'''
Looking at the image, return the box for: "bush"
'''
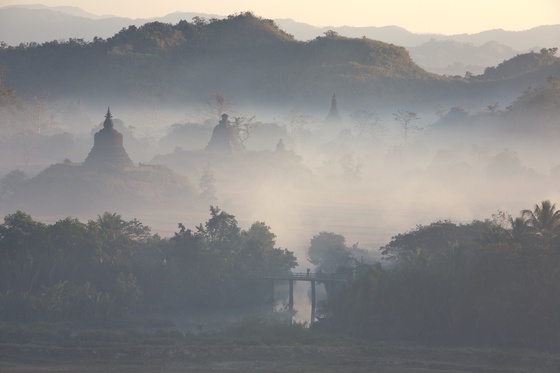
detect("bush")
[0,322,71,346]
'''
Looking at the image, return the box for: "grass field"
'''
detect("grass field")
[2,342,560,373]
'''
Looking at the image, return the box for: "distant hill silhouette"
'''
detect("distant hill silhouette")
[2,162,193,216]
[0,13,443,109]
[408,40,518,76]
[1,4,559,78]
[0,12,558,111]
[3,5,558,49]
[476,48,560,81]
[0,5,220,46]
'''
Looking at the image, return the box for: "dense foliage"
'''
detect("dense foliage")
[307,231,377,273]
[479,48,559,81]
[0,207,297,321]
[0,12,448,108]
[324,200,560,349]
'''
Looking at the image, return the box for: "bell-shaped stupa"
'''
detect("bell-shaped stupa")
[205,113,244,153]
[84,108,134,169]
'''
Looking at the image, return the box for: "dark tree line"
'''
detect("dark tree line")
[0,12,453,108]
[0,207,297,321]
[322,200,560,349]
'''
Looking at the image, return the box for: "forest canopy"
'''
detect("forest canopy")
[0,207,297,321]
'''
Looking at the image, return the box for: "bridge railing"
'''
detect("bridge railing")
[267,272,349,281]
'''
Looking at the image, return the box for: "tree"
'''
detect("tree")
[199,163,217,204]
[505,76,560,127]
[281,108,314,149]
[205,92,233,119]
[393,109,420,148]
[0,211,48,293]
[112,271,142,317]
[232,116,257,145]
[381,220,485,262]
[509,216,532,244]
[0,67,21,108]
[198,206,240,251]
[350,109,386,144]
[521,200,560,249]
[308,232,352,273]
[540,47,558,56]
[0,169,28,203]
[169,207,298,307]
[239,221,296,275]
[46,217,95,285]
[323,30,340,38]
[88,212,151,266]
[339,152,363,181]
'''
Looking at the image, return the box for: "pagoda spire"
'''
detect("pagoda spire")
[84,108,134,169]
[330,93,338,113]
[325,92,342,123]
[103,106,114,128]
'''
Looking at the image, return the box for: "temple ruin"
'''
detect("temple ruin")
[84,108,134,169]
[205,113,244,153]
[323,93,344,134]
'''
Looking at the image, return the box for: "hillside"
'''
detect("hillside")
[409,39,518,76]
[0,13,451,110]
[2,5,559,83]
[1,162,194,217]
[0,5,220,46]
[0,12,558,113]
[476,48,559,81]
[3,5,559,50]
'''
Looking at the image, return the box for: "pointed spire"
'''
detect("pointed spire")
[103,106,114,129]
[84,107,134,169]
[326,93,341,123]
[331,93,337,110]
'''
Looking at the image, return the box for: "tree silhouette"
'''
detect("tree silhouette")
[393,109,420,148]
[521,200,560,249]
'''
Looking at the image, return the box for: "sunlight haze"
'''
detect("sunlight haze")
[1,0,559,34]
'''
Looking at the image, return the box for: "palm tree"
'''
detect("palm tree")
[521,200,560,249]
[508,216,531,244]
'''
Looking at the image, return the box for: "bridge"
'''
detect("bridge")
[263,272,348,323]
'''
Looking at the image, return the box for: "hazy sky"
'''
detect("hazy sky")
[2,0,559,34]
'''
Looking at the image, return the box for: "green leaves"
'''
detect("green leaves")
[0,207,297,320]
[325,201,560,348]
[0,211,149,320]
[308,232,351,273]
[169,207,297,307]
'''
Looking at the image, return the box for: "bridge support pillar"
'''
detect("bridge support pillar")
[288,280,294,310]
[310,280,316,324]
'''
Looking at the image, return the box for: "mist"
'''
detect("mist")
[1,87,558,265]
[2,8,560,370]
[4,92,558,332]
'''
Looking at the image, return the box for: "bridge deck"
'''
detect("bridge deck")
[263,272,347,282]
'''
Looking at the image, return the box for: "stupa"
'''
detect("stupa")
[324,93,343,131]
[84,108,134,169]
[205,113,244,153]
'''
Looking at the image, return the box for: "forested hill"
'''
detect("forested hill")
[0,12,557,110]
[0,12,442,108]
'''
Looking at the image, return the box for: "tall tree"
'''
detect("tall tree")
[521,200,560,249]
[307,232,352,273]
[393,109,420,148]
[232,116,257,145]
[0,211,47,293]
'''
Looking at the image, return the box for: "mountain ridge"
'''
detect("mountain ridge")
[0,12,558,112]
[2,5,558,49]
[2,5,558,77]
